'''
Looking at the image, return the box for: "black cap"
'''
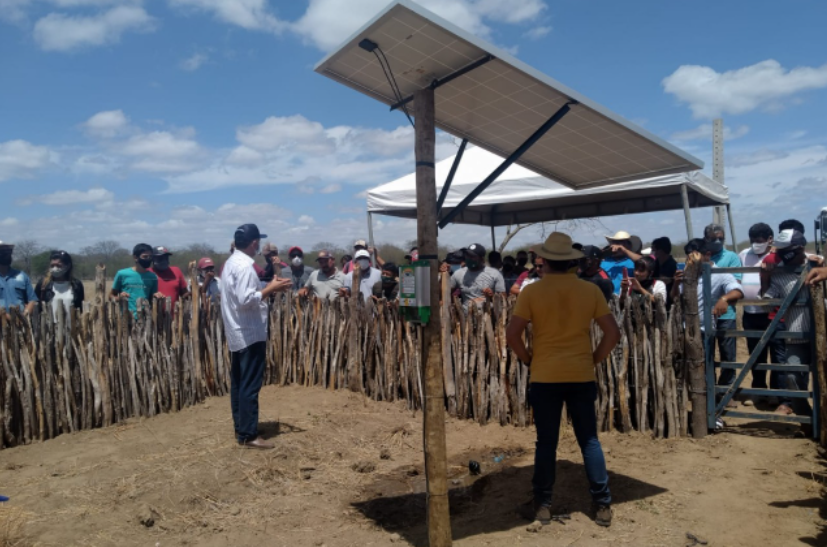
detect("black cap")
[581,245,602,259]
[235,223,267,241]
[461,243,486,258]
[445,250,464,264]
[572,242,583,251]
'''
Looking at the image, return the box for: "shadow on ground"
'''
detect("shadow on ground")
[352,447,667,546]
[723,420,809,440]
[769,447,827,547]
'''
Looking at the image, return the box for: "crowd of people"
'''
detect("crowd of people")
[2,218,827,528]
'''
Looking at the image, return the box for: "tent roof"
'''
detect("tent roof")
[315,0,703,190]
[367,146,728,227]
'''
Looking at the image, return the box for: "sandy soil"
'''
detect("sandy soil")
[0,384,824,547]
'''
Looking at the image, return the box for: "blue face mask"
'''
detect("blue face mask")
[450,264,461,273]
[707,239,724,255]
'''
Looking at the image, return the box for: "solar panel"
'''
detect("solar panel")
[315,0,703,190]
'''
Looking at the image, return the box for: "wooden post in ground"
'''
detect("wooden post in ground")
[347,265,362,392]
[810,282,827,446]
[95,264,106,305]
[682,255,707,438]
[414,87,452,546]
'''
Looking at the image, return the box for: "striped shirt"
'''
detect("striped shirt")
[220,250,268,352]
[763,262,810,345]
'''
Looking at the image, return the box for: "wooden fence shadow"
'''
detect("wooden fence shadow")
[769,449,827,547]
[352,460,668,546]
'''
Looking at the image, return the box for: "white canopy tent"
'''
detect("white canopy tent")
[367,146,733,248]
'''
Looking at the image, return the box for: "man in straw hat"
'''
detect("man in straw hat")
[506,232,621,528]
[601,230,640,295]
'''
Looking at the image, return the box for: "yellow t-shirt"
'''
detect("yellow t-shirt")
[513,273,611,383]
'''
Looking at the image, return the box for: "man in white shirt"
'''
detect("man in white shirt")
[340,249,382,302]
[738,222,783,404]
[221,224,290,449]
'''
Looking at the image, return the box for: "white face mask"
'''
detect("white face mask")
[50,265,68,277]
[751,242,769,255]
[357,258,370,270]
[291,256,303,267]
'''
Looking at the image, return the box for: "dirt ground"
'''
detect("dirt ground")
[0,384,825,547]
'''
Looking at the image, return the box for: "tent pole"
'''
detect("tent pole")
[681,184,694,241]
[491,225,496,251]
[726,203,738,253]
[367,211,376,264]
[413,86,452,547]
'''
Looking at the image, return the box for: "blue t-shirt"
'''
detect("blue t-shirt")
[0,268,38,309]
[711,250,742,321]
[112,268,158,314]
[600,257,635,294]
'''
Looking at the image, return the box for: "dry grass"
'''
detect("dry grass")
[0,506,32,547]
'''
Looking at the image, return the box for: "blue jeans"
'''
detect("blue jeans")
[230,341,266,443]
[529,382,611,507]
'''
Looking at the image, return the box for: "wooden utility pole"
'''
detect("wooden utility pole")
[682,256,707,438]
[414,87,452,546]
[810,282,827,446]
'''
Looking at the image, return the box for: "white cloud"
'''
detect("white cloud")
[225,145,264,166]
[298,215,315,225]
[83,109,129,138]
[33,5,155,51]
[524,25,551,40]
[180,52,208,71]
[671,123,749,142]
[0,0,32,23]
[0,218,19,227]
[168,0,285,33]
[319,183,341,194]
[728,149,790,168]
[119,130,204,173]
[237,115,335,154]
[0,140,53,182]
[291,0,548,51]
[21,187,114,206]
[663,59,827,119]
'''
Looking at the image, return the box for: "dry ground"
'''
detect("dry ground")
[0,384,825,547]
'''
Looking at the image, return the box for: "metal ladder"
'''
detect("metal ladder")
[703,263,819,437]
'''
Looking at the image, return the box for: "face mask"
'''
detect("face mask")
[466,259,480,270]
[137,257,153,269]
[291,256,303,267]
[751,242,769,255]
[50,266,69,277]
[410,252,419,261]
[707,239,724,255]
[153,257,170,270]
[0,254,12,267]
[780,249,799,264]
[449,264,461,273]
[381,276,394,284]
[357,258,370,270]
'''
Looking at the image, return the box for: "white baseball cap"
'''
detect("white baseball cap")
[354,249,371,259]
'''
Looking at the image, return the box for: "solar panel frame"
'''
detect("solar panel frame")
[315,0,703,190]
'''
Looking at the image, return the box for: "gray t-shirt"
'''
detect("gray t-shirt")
[304,268,346,301]
[344,267,382,302]
[287,265,315,292]
[450,266,506,307]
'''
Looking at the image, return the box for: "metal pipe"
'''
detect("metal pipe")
[681,184,694,241]
[490,225,496,251]
[726,203,738,253]
[439,100,577,229]
[437,138,467,215]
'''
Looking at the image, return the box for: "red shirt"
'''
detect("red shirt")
[150,266,188,309]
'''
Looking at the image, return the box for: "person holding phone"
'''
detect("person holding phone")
[600,231,637,295]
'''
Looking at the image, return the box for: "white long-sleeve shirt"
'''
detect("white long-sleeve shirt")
[220,250,268,352]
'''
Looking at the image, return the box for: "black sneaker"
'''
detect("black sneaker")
[595,504,612,527]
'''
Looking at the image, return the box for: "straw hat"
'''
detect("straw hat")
[535,232,584,261]
[605,230,632,243]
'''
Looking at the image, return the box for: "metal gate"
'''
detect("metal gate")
[703,263,819,437]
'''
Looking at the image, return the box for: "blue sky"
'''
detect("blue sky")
[1,0,826,255]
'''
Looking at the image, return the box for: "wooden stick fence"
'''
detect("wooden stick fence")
[0,269,690,450]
